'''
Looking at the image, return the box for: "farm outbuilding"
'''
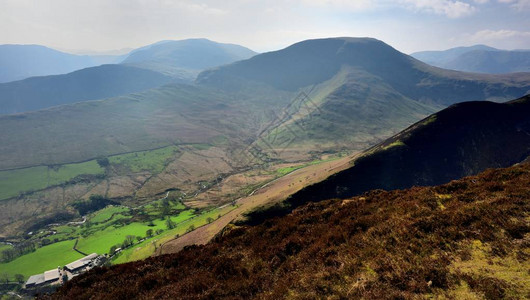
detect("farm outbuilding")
[65,253,98,273]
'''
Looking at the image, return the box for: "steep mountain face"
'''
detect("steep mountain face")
[0,45,125,83]
[0,65,174,114]
[412,45,530,74]
[121,39,257,81]
[47,160,530,299]
[285,95,530,205]
[198,38,530,106]
[196,37,530,154]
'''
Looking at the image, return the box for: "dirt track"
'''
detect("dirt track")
[156,152,359,255]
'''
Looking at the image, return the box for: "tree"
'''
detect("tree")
[165,217,176,229]
[109,245,117,255]
[122,235,135,248]
[207,217,214,224]
[1,248,17,262]
[96,157,109,168]
[0,273,9,284]
[136,236,143,242]
[186,224,195,233]
[15,274,24,283]
[146,229,153,237]
[155,229,164,235]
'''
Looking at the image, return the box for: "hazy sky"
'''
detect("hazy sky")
[1,0,529,54]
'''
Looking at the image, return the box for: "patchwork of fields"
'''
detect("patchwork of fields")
[0,200,236,280]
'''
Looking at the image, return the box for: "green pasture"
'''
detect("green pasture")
[113,205,236,264]
[89,206,129,224]
[0,160,104,201]
[108,146,179,173]
[0,240,82,280]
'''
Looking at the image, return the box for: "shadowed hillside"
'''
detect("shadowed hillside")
[281,95,530,208]
[45,159,530,299]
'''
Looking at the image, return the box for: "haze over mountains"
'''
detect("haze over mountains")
[0,65,174,114]
[122,38,257,81]
[412,45,530,74]
[0,39,257,114]
[0,45,126,83]
[1,37,529,239]
[1,33,530,299]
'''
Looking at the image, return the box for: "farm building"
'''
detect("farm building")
[65,253,98,273]
[25,268,61,288]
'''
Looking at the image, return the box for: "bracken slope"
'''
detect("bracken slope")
[46,159,530,299]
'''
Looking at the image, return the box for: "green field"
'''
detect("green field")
[0,240,82,279]
[109,146,180,173]
[89,206,130,224]
[0,160,104,200]
[76,209,195,255]
[113,205,236,264]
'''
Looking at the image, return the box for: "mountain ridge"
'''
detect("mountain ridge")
[0,44,125,83]
[412,45,530,74]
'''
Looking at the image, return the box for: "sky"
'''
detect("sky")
[1,0,530,54]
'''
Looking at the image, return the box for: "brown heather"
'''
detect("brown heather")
[44,161,530,299]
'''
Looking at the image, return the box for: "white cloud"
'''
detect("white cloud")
[471,29,530,40]
[497,0,530,10]
[401,0,477,18]
[298,0,378,11]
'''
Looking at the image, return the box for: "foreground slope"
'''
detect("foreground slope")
[0,65,174,114]
[48,159,530,299]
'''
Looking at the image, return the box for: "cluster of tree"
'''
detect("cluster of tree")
[165,217,176,229]
[72,195,118,216]
[0,273,24,284]
[1,242,35,263]
[96,157,110,168]
[25,212,75,234]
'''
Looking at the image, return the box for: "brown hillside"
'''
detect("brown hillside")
[46,160,530,299]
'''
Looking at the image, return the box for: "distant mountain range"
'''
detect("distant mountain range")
[122,38,257,81]
[0,44,126,83]
[0,39,257,114]
[1,37,529,169]
[412,45,530,73]
[1,37,529,237]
